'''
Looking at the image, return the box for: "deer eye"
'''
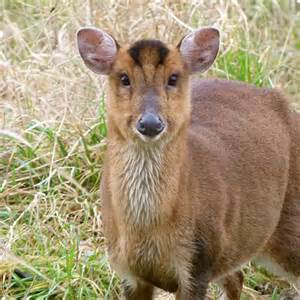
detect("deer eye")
[168,74,178,87]
[120,74,130,86]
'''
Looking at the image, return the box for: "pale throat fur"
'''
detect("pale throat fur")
[108,129,187,229]
[110,140,166,227]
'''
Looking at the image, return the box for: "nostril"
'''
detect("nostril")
[137,119,146,132]
[157,117,165,131]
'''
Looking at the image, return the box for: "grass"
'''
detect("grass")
[0,0,299,299]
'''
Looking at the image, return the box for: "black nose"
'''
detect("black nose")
[136,113,165,137]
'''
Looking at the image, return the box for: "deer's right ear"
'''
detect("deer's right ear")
[77,27,118,75]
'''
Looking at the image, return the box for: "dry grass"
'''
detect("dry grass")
[0,0,299,299]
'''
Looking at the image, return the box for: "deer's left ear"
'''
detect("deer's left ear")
[178,27,219,73]
[77,27,118,75]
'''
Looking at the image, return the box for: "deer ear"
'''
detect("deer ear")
[77,27,118,75]
[179,27,219,73]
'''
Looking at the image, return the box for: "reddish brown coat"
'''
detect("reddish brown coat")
[77,27,300,299]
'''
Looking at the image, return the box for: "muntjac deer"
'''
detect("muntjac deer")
[77,27,300,299]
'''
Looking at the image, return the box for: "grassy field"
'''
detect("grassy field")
[0,0,299,299]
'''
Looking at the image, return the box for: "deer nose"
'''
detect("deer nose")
[136,113,165,137]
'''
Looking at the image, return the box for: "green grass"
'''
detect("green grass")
[0,0,299,299]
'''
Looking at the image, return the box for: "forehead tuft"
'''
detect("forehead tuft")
[128,39,169,67]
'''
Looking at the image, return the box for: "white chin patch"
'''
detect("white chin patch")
[134,129,165,143]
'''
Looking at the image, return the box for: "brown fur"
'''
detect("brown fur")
[78,31,300,299]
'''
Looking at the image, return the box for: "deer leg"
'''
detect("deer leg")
[122,279,154,300]
[217,270,244,300]
[175,279,209,300]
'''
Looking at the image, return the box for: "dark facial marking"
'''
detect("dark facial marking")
[128,39,169,67]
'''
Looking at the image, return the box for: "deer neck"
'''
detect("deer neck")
[108,131,187,228]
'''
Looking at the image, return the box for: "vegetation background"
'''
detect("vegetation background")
[0,0,299,299]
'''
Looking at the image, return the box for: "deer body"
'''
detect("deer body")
[77,27,300,299]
